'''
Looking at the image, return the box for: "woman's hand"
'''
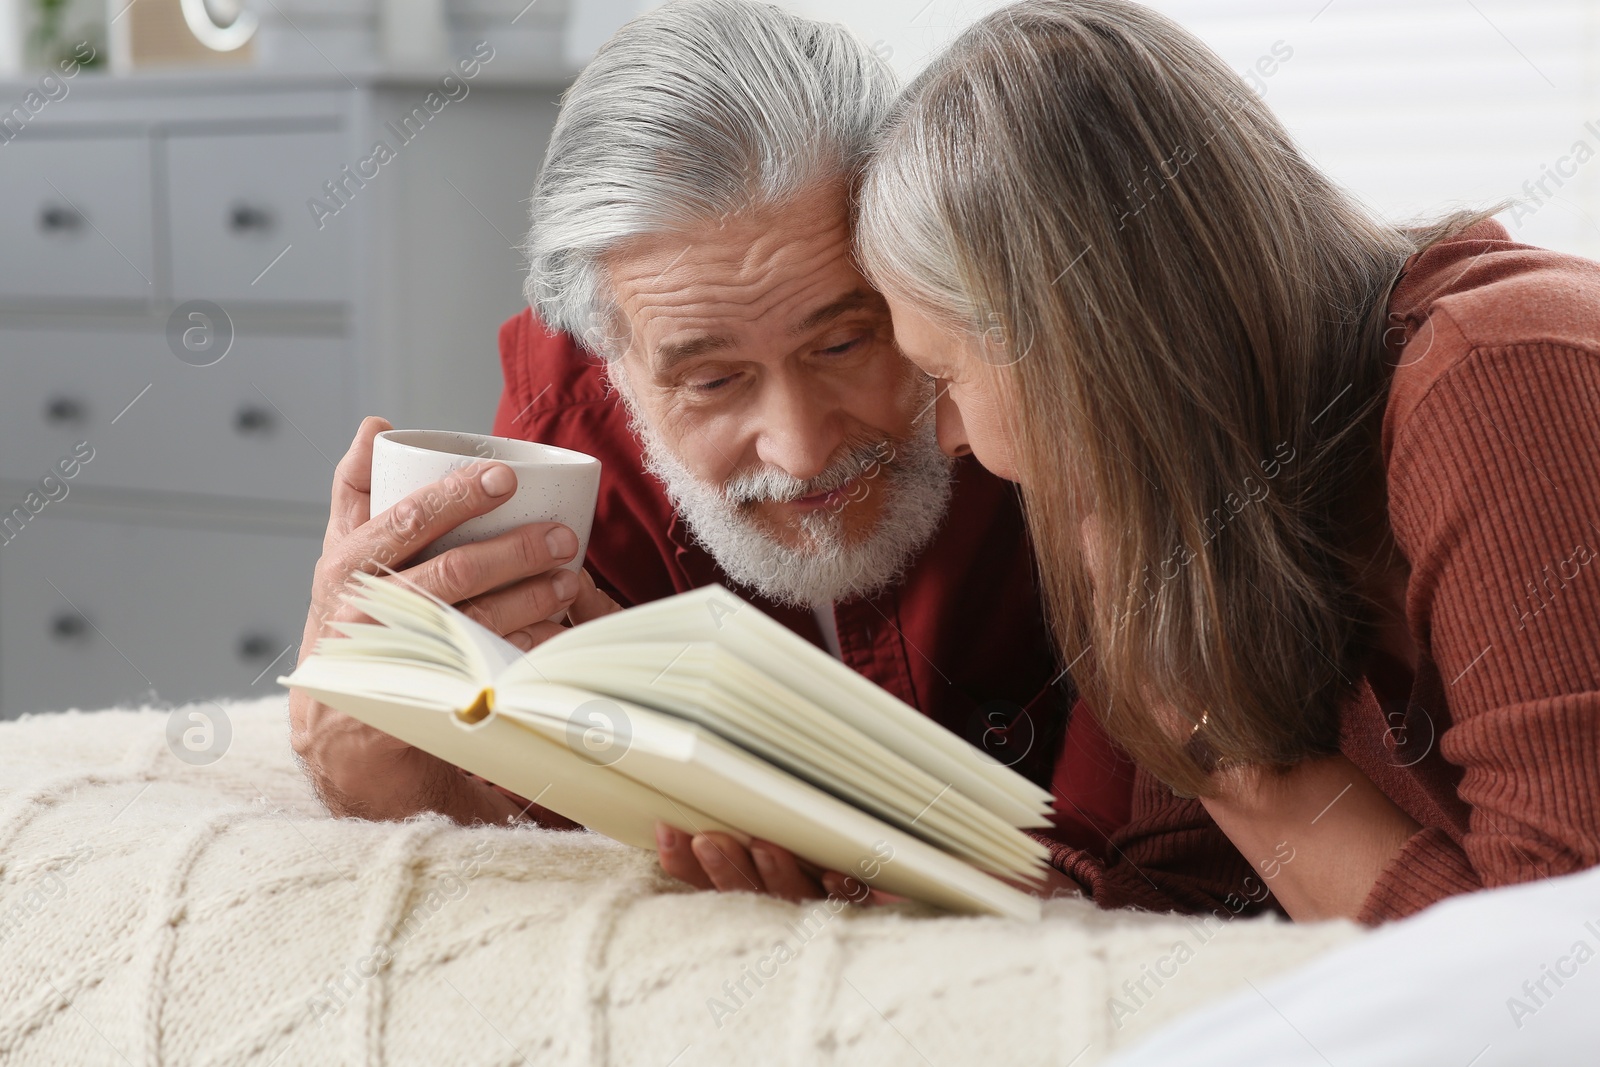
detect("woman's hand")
[289,417,618,824]
[1198,755,1421,922]
[654,822,905,905]
[1145,691,1420,922]
[1081,515,1419,921]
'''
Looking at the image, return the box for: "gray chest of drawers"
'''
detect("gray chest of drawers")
[0,69,562,717]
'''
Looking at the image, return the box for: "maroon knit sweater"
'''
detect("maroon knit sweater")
[1038,220,1600,924]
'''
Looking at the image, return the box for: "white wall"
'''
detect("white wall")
[1140,0,1600,259]
[565,0,655,65]
[779,0,1008,75]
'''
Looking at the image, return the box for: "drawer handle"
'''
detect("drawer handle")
[236,633,281,662]
[229,204,275,234]
[39,205,85,234]
[50,612,92,644]
[44,395,88,425]
[233,404,276,436]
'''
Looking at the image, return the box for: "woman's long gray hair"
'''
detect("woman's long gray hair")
[857,0,1497,794]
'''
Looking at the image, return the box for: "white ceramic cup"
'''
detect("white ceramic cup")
[368,429,602,571]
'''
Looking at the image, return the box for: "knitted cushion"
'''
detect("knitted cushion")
[0,697,1360,1066]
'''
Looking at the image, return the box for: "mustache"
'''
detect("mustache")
[721,438,897,506]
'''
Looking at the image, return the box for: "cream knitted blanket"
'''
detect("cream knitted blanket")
[0,697,1360,1066]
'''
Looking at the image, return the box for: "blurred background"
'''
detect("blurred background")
[0,0,1594,719]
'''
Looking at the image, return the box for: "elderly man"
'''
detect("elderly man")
[290,0,1131,901]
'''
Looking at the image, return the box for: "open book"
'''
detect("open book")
[281,574,1056,921]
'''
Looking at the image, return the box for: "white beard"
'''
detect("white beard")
[624,399,954,609]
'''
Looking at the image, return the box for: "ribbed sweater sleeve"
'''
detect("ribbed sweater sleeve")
[1363,337,1600,922]
[1034,768,1278,919]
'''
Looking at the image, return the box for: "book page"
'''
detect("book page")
[524,642,1051,879]
[341,571,523,679]
[291,681,738,851]
[521,586,1054,825]
[494,681,1042,921]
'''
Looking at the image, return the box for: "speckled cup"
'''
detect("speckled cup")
[369,429,601,572]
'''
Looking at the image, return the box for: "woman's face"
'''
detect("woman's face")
[884,293,1022,483]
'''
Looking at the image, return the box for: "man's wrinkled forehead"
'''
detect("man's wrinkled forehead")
[599,185,881,368]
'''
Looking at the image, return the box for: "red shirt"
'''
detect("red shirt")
[490,309,1135,852]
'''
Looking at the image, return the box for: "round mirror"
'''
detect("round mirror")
[179,0,258,52]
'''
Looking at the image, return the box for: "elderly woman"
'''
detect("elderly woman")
[855,0,1600,923]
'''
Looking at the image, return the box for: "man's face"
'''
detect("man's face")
[602,184,952,606]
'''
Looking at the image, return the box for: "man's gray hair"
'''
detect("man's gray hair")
[523,0,897,356]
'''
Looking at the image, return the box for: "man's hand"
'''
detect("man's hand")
[654,822,904,905]
[289,417,619,823]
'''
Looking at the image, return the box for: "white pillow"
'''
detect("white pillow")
[1105,864,1600,1066]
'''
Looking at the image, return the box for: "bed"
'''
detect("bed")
[0,696,1362,1065]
